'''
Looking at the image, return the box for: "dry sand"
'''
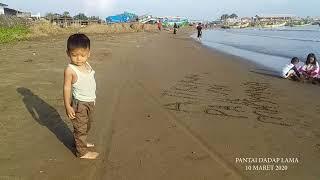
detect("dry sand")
[0,29,320,180]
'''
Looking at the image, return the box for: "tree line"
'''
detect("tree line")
[45,11,100,20]
[220,13,238,21]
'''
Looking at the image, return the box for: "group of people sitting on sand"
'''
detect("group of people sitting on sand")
[282,53,320,83]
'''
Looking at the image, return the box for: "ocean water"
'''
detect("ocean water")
[198,25,320,75]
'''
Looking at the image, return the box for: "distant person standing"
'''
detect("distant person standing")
[157,20,162,31]
[196,23,203,40]
[173,23,178,34]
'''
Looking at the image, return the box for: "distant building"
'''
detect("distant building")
[225,17,240,24]
[189,20,200,23]
[0,2,8,15]
[0,2,33,17]
[312,17,320,21]
[31,12,41,19]
[138,14,159,24]
[49,15,102,28]
[0,2,23,16]
[255,14,296,21]
[240,17,253,23]
[17,11,32,18]
[3,7,22,16]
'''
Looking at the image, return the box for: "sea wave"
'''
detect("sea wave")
[224,30,320,43]
[198,26,320,72]
[202,39,297,60]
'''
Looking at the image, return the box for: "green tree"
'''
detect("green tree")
[62,11,70,17]
[45,12,54,20]
[229,13,238,19]
[221,14,229,21]
[45,12,61,20]
[74,13,88,20]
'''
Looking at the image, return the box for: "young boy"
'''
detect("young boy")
[63,33,99,159]
[282,57,301,81]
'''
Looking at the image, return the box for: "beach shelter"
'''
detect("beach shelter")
[106,12,138,23]
[162,16,189,27]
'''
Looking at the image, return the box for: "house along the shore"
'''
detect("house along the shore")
[0,2,7,15]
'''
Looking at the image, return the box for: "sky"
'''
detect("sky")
[1,0,320,20]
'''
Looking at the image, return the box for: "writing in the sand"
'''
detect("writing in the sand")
[162,73,287,126]
[0,176,21,180]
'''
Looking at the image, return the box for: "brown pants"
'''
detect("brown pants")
[72,99,95,157]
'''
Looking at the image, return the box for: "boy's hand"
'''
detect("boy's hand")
[66,106,76,120]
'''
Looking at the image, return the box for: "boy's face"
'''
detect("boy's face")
[67,48,90,66]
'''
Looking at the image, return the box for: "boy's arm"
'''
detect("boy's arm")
[292,66,301,78]
[64,67,76,119]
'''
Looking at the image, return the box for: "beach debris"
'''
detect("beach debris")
[169,124,177,128]
[24,59,33,63]
[40,170,44,173]
[192,151,196,154]
[185,154,210,161]
[145,138,160,143]
[32,52,36,56]
[139,159,142,167]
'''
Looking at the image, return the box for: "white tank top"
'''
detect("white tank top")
[69,62,96,102]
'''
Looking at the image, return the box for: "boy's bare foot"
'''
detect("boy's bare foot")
[87,143,95,148]
[80,152,99,159]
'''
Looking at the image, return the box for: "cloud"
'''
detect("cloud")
[82,0,116,16]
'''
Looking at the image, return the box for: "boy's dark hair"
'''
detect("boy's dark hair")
[67,33,90,52]
[291,57,299,64]
[306,53,317,65]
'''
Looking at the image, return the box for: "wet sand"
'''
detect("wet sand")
[0,30,320,180]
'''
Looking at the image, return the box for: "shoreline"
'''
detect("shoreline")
[193,28,320,84]
[191,32,284,78]
[0,30,319,180]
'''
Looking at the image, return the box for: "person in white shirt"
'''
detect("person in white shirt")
[63,33,99,160]
[282,57,301,80]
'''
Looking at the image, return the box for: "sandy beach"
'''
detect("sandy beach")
[0,29,320,180]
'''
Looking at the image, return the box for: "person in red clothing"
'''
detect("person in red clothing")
[157,20,162,31]
[299,53,319,80]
